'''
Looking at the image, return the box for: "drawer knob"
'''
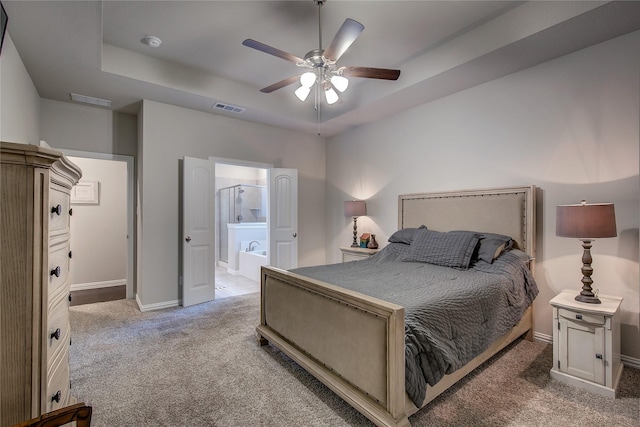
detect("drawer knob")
[596,353,603,360]
[50,328,61,340]
[69,208,73,216]
[51,390,61,403]
[50,266,61,277]
[51,204,62,216]
[575,314,582,320]
[68,251,73,259]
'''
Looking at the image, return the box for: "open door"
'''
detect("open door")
[269,168,298,270]
[182,157,216,307]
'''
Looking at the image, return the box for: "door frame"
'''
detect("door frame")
[209,157,273,266]
[60,149,135,299]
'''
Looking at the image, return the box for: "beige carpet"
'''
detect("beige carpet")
[69,293,639,426]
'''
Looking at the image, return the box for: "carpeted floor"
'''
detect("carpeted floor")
[69,293,639,426]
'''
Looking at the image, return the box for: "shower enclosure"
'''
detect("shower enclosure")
[218,184,267,263]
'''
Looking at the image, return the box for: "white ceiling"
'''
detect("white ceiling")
[4,1,640,137]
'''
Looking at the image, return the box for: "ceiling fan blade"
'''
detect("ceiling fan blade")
[323,18,364,62]
[341,66,401,81]
[260,75,300,93]
[242,39,305,64]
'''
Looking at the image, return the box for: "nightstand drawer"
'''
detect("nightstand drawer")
[558,308,605,325]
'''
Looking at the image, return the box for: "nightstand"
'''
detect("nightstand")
[550,289,623,398]
[340,246,380,262]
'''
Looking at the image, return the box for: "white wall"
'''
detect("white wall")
[326,31,640,360]
[68,157,128,289]
[139,100,326,307]
[0,34,40,144]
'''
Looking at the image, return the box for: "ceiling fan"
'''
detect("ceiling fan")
[242,0,401,105]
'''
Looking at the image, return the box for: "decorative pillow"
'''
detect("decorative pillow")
[475,233,514,263]
[388,225,426,245]
[401,228,479,269]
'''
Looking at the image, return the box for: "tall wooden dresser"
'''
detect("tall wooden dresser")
[1,141,82,425]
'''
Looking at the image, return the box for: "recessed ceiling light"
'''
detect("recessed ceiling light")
[70,93,112,108]
[142,35,162,48]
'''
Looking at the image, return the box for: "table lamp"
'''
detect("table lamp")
[556,201,617,304]
[344,200,366,247]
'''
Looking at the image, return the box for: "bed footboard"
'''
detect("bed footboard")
[257,266,410,427]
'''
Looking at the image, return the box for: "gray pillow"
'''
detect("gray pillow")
[401,228,479,269]
[475,233,514,263]
[388,225,426,244]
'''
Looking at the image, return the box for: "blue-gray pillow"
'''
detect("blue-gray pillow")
[475,233,514,263]
[401,228,479,269]
[388,225,426,244]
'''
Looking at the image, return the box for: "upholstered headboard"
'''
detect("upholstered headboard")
[398,186,536,260]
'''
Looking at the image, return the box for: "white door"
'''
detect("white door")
[182,157,216,307]
[269,168,298,270]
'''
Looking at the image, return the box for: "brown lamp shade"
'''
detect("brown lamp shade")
[344,200,366,217]
[556,203,617,239]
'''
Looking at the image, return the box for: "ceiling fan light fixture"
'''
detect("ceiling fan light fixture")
[330,75,349,92]
[324,87,339,105]
[295,86,311,101]
[300,72,316,88]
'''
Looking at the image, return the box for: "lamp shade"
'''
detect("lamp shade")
[556,202,617,239]
[344,200,366,217]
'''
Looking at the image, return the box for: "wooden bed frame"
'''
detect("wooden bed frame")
[257,186,536,427]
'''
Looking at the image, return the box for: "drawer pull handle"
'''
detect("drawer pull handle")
[50,266,61,277]
[575,314,582,320]
[69,208,73,216]
[50,328,61,340]
[68,251,72,259]
[69,294,72,302]
[596,353,603,360]
[51,205,62,216]
[51,390,61,403]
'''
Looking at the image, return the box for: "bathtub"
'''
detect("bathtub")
[238,249,267,282]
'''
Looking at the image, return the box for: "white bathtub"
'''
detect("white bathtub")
[239,249,267,282]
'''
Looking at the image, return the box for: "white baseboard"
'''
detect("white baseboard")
[621,354,640,370]
[71,279,126,291]
[135,294,180,312]
[532,331,640,370]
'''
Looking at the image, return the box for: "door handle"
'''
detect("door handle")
[185,236,192,242]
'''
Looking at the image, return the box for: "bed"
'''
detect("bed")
[257,186,537,427]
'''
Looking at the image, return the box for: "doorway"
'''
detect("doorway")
[62,150,135,304]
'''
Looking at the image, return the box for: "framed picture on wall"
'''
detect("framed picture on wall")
[71,181,99,204]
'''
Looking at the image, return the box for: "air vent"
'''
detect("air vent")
[70,93,112,108]
[213,102,245,114]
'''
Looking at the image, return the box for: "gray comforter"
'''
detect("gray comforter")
[291,243,538,406]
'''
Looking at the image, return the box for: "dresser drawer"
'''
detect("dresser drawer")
[47,290,70,366]
[49,184,71,237]
[48,240,70,298]
[558,308,605,325]
[46,349,71,413]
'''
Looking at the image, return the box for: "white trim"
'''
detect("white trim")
[71,279,126,291]
[621,355,640,370]
[61,149,135,300]
[534,331,552,344]
[136,294,180,312]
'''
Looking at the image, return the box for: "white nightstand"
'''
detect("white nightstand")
[550,289,623,398]
[340,246,380,262]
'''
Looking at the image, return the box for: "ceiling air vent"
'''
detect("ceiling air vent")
[213,102,245,114]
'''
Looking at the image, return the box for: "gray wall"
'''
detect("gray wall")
[138,100,326,307]
[0,34,40,144]
[326,31,640,361]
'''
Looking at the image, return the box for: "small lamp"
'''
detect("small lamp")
[556,201,617,304]
[344,200,366,247]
